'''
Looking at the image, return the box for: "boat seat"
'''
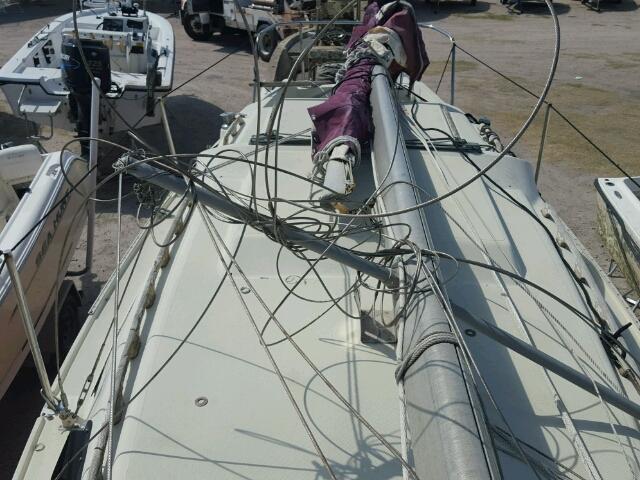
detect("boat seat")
[16,69,64,117]
[19,97,62,116]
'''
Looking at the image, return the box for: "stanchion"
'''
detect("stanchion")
[535,102,552,184]
[86,78,100,274]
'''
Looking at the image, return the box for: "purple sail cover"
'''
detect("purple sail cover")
[346,1,381,50]
[309,59,377,156]
[309,0,429,158]
[347,0,429,83]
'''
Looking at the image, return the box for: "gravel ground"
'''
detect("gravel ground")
[0,0,638,476]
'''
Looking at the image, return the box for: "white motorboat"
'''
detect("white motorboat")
[0,1,175,137]
[0,144,90,400]
[596,176,640,298]
[11,2,640,479]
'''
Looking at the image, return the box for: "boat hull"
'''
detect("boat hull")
[596,177,640,295]
[0,150,89,399]
[0,8,175,134]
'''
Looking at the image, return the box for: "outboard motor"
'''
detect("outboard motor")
[146,51,161,117]
[61,37,111,155]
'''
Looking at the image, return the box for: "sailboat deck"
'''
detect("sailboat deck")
[14,82,640,479]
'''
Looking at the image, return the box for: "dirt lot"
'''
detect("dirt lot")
[0,0,638,476]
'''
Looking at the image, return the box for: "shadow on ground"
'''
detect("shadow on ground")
[163,94,224,152]
[413,0,573,19]
[97,94,223,161]
[189,29,253,55]
[0,111,37,145]
[582,0,639,11]
[415,0,491,20]
[0,0,70,25]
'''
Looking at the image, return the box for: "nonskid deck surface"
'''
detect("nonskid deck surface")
[15,147,405,478]
[107,147,403,479]
[13,82,640,479]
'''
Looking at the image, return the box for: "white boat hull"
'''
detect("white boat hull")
[0,8,175,134]
[596,176,640,294]
[0,148,90,399]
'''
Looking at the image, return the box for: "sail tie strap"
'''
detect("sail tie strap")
[395,331,458,383]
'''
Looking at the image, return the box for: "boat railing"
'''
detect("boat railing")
[253,19,358,99]
[254,20,458,104]
[254,19,360,52]
[419,24,456,105]
[256,18,630,192]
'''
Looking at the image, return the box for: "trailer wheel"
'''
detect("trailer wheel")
[257,24,277,62]
[183,13,213,41]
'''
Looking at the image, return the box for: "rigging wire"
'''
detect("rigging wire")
[106,172,123,480]
[199,198,420,479]
[411,109,637,468]
[48,12,396,474]
[49,144,393,476]
[108,138,423,474]
[260,0,360,245]
[61,0,558,467]
[232,0,263,216]
[258,0,560,222]
[29,0,639,477]
[405,117,640,371]
[53,210,250,480]
[435,44,452,94]
[162,47,245,98]
[255,68,410,339]
[199,205,339,480]
[382,105,639,473]
[416,253,546,479]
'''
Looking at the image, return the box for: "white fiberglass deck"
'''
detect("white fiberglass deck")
[14,81,640,479]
